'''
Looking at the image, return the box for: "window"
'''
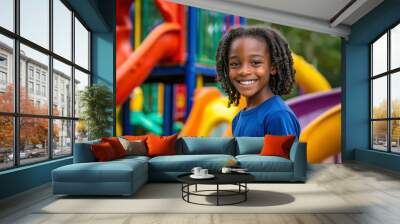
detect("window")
[42,85,46,97]
[28,81,34,94]
[75,17,89,70]
[371,23,400,154]
[28,67,34,80]
[53,0,72,60]
[35,70,40,81]
[0,0,14,32]
[36,83,40,95]
[0,54,7,86]
[0,55,7,67]
[0,71,6,85]
[41,73,46,82]
[20,0,49,49]
[0,0,91,170]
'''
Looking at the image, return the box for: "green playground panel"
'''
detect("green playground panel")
[197,9,224,66]
[141,0,163,41]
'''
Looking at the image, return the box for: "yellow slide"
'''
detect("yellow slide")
[300,105,341,163]
[179,88,245,136]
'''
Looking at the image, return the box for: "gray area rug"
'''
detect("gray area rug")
[38,183,362,214]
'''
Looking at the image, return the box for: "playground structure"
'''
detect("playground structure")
[116,0,342,163]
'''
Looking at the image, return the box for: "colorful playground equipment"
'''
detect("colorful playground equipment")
[116,0,342,163]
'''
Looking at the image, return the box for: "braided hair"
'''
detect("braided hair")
[216,26,295,107]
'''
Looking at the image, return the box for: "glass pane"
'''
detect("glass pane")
[74,69,89,118]
[391,120,400,153]
[372,33,387,76]
[53,0,72,60]
[75,120,88,143]
[0,116,14,170]
[53,59,72,116]
[20,0,49,49]
[53,119,72,157]
[0,0,14,31]
[372,121,388,151]
[391,72,400,118]
[0,35,14,112]
[372,77,387,119]
[74,17,89,70]
[20,44,49,115]
[20,117,49,165]
[391,24,400,70]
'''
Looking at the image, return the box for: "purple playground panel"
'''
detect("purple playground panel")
[286,88,341,129]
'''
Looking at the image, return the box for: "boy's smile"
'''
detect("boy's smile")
[228,37,275,108]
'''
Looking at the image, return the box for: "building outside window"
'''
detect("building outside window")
[370,22,400,154]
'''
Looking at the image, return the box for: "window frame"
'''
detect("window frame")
[0,0,92,171]
[370,20,400,154]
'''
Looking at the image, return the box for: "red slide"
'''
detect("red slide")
[116,0,184,106]
[116,24,180,105]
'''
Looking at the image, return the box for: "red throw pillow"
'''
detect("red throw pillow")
[146,134,178,157]
[260,135,296,159]
[101,137,127,158]
[91,142,117,161]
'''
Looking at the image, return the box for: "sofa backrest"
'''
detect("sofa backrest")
[73,139,100,163]
[176,137,236,155]
[235,137,264,155]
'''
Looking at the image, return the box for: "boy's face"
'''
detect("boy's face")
[228,37,275,99]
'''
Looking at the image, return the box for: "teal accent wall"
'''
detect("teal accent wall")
[92,32,115,135]
[0,0,115,200]
[343,0,400,171]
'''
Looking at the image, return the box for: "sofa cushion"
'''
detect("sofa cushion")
[236,155,293,172]
[177,137,235,155]
[52,159,147,183]
[115,155,150,164]
[148,154,235,172]
[235,137,264,155]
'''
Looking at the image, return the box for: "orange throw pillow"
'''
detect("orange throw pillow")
[260,135,296,159]
[146,134,178,157]
[101,137,127,158]
[91,142,117,161]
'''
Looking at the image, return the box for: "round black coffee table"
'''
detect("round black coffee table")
[177,173,255,206]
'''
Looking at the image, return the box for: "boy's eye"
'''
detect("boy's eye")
[229,62,239,68]
[251,61,262,66]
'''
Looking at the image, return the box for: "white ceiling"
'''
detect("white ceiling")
[168,0,384,38]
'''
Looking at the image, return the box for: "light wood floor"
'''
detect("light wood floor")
[1,162,400,224]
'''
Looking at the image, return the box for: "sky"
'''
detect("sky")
[0,0,89,73]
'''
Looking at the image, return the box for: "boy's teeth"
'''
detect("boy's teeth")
[239,80,256,85]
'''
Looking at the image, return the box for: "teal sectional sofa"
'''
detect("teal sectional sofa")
[52,137,307,196]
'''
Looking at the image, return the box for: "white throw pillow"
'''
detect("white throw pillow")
[118,137,147,156]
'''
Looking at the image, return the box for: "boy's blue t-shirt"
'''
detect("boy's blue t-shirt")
[232,96,301,139]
